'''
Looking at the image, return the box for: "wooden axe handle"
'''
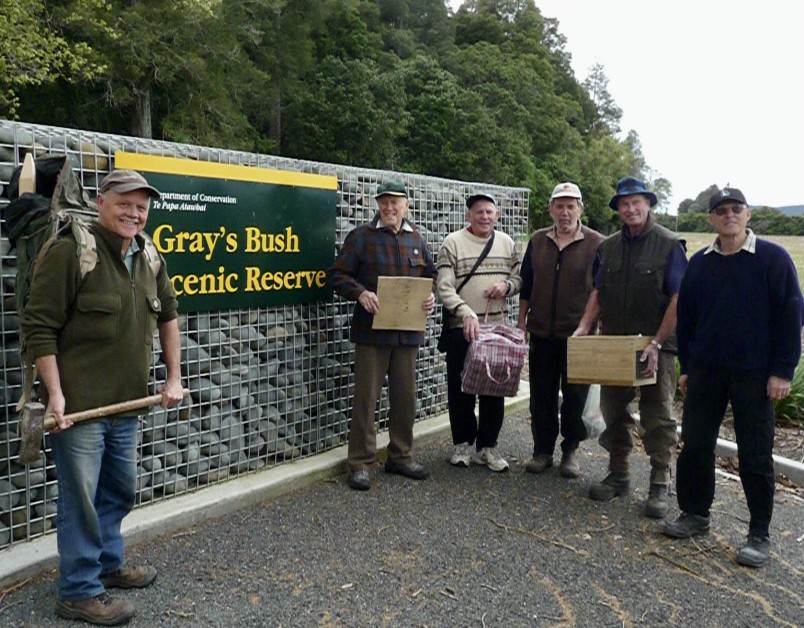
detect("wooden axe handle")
[43,389,191,430]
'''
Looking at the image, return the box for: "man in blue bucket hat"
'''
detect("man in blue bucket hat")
[574,177,688,519]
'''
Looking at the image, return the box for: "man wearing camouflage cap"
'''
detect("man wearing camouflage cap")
[23,169,184,625]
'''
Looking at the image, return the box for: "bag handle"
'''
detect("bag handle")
[484,360,512,384]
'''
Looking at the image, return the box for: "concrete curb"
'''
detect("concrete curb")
[4,385,800,589]
[0,386,530,588]
[715,435,804,485]
[635,416,804,485]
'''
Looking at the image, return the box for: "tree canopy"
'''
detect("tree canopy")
[4,0,670,232]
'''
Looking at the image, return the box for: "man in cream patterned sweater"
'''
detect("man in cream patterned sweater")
[437,193,522,471]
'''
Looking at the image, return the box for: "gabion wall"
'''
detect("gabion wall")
[0,120,529,550]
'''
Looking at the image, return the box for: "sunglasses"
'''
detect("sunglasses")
[711,203,747,216]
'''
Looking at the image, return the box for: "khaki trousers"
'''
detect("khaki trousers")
[599,351,678,484]
[348,344,418,471]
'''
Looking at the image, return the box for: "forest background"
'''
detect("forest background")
[1,0,801,234]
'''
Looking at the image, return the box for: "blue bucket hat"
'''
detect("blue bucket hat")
[608,177,657,210]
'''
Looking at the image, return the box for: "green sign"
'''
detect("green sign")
[115,152,337,313]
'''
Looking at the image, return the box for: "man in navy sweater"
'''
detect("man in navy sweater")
[662,187,804,568]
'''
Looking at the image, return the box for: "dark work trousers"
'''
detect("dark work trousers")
[528,335,589,457]
[444,327,504,449]
[676,360,776,536]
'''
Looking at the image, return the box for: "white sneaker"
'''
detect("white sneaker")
[471,447,509,472]
[449,443,472,467]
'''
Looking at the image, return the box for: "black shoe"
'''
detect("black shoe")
[384,459,429,480]
[736,532,770,568]
[348,469,370,491]
[662,512,711,538]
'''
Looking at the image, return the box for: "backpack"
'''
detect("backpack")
[3,153,162,410]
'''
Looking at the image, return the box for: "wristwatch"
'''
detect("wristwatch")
[650,339,662,350]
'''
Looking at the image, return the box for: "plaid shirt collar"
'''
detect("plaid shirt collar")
[704,228,756,255]
[369,213,414,233]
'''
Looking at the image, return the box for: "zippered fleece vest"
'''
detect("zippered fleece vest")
[597,214,679,352]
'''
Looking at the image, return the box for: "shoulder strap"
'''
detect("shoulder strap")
[456,229,495,294]
[140,232,163,277]
[70,217,98,279]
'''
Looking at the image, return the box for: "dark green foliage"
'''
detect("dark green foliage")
[9,0,654,217]
[774,361,804,427]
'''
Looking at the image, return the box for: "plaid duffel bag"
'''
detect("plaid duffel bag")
[461,324,527,397]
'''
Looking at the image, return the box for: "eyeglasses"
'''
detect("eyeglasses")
[712,203,747,216]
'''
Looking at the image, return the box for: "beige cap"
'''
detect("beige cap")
[550,182,582,200]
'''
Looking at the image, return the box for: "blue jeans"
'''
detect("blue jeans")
[51,417,138,600]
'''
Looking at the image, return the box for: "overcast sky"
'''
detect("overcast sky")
[448,1,804,212]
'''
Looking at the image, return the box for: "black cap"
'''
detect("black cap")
[466,193,497,209]
[709,187,747,211]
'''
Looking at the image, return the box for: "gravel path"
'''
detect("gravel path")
[2,408,802,627]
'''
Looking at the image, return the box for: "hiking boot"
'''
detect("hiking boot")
[100,564,157,589]
[588,472,630,501]
[524,454,553,474]
[471,447,509,472]
[662,512,711,538]
[449,443,472,468]
[55,593,135,626]
[559,449,580,478]
[737,532,771,568]
[348,469,370,491]
[645,484,669,519]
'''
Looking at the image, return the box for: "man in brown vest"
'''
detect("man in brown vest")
[517,182,603,478]
[574,177,688,518]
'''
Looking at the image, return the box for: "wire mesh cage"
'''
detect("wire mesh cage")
[0,120,529,549]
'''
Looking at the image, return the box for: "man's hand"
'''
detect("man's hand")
[358,290,380,314]
[678,374,688,396]
[47,392,70,433]
[639,344,660,376]
[484,281,508,300]
[421,292,435,313]
[572,324,590,337]
[767,375,791,401]
[463,315,480,342]
[158,379,185,409]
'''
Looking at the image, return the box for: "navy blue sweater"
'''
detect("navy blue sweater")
[677,238,804,380]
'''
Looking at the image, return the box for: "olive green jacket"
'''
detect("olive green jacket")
[22,221,177,414]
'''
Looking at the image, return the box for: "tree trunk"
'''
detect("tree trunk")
[133,88,153,138]
[269,86,282,151]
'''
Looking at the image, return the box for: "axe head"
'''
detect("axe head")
[18,401,46,465]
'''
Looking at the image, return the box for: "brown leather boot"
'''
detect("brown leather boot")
[55,593,135,626]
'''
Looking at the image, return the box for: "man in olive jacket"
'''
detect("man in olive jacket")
[23,170,184,626]
[574,177,687,519]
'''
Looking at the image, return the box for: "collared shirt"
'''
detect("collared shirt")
[545,221,584,247]
[704,228,757,256]
[123,237,141,275]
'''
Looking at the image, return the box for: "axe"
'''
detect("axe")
[17,390,191,465]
